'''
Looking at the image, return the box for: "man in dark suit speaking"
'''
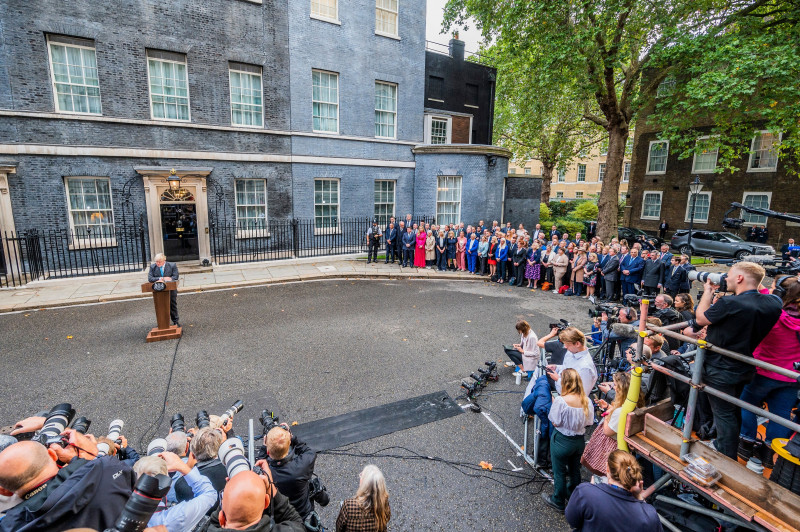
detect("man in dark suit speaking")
[148,253,180,327]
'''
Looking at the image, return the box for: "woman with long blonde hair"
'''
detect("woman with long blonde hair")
[336,464,391,531]
[544,368,594,513]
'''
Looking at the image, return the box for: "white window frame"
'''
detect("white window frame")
[575,191,584,199]
[436,175,462,226]
[657,77,676,98]
[598,163,606,182]
[524,168,531,175]
[314,178,340,234]
[691,136,719,173]
[557,168,566,182]
[684,191,712,224]
[373,180,396,225]
[64,177,116,249]
[375,0,399,39]
[640,191,663,220]
[577,164,586,182]
[623,162,631,182]
[741,191,772,227]
[374,81,397,139]
[424,114,451,144]
[310,0,340,24]
[46,37,102,116]
[646,140,669,175]
[147,54,190,122]
[747,131,781,172]
[312,70,339,134]
[234,179,269,238]
[229,67,264,128]
[555,191,564,198]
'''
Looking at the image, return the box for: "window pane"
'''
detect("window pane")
[642,193,662,219]
[66,178,115,235]
[312,71,338,132]
[311,0,337,18]
[314,179,339,229]
[436,176,462,226]
[376,0,398,35]
[749,133,779,170]
[577,165,586,182]
[49,43,102,115]
[230,70,263,127]
[431,118,447,144]
[648,142,668,172]
[373,180,395,225]
[742,194,770,225]
[149,58,190,121]
[375,82,397,138]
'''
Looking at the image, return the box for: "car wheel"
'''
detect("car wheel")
[735,250,751,260]
[679,245,693,256]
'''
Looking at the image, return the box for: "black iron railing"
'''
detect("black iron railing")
[0,224,148,288]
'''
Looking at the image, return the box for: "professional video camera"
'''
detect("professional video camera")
[477,361,499,382]
[97,419,124,457]
[460,379,481,398]
[688,271,728,292]
[103,473,172,532]
[548,318,571,331]
[308,475,331,507]
[33,403,76,446]
[766,260,800,278]
[588,303,622,319]
[623,293,656,312]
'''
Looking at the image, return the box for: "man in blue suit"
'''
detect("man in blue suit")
[401,226,415,267]
[620,248,644,296]
[384,222,397,264]
[663,255,688,297]
[148,253,180,326]
[658,243,673,267]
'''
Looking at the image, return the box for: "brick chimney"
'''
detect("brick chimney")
[449,35,465,61]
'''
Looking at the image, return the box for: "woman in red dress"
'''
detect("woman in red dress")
[414,228,427,268]
[487,235,498,278]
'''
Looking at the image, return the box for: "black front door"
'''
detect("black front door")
[160,204,199,262]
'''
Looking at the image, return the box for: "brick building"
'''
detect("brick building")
[625,92,796,248]
[0,0,508,276]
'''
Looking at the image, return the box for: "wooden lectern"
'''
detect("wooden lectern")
[141,281,182,342]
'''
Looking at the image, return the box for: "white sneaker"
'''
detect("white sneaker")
[552,290,559,294]
[504,361,516,367]
[512,371,523,377]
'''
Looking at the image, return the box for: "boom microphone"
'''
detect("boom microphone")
[610,323,639,339]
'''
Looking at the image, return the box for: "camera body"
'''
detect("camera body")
[34,403,76,446]
[106,473,172,532]
[260,409,280,435]
[308,476,330,507]
[548,319,571,331]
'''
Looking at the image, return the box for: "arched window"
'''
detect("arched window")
[160,188,194,202]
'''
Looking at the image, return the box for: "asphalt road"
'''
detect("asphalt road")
[0,278,597,531]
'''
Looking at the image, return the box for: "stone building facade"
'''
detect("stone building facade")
[0,0,508,275]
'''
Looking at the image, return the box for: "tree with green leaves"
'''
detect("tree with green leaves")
[444,0,800,241]
[479,41,603,202]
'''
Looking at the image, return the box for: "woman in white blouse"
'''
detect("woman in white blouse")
[543,368,595,513]
[503,320,541,380]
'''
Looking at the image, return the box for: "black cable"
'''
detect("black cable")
[138,335,183,449]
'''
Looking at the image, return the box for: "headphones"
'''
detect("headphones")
[772,275,796,300]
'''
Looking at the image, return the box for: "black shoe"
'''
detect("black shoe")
[737,437,755,462]
[173,321,181,328]
[541,492,564,513]
[384,261,388,264]
[757,439,775,469]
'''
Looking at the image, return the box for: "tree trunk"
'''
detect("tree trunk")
[541,164,554,203]
[597,123,628,242]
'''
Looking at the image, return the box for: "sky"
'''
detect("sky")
[426,0,484,52]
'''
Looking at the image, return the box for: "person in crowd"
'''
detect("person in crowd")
[757,225,769,244]
[587,221,597,239]
[504,320,541,381]
[531,223,544,242]
[781,237,798,263]
[0,431,135,532]
[601,307,639,357]
[134,452,216,532]
[679,254,695,292]
[694,261,783,459]
[175,427,228,502]
[446,230,458,271]
[488,236,498,278]
[383,222,396,264]
[641,250,664,297]
[206,469,304,531]
[566,450,663,532]
[365,220,382,264]
[335,465,391,532]
[540,327,598,396]
[746,225,758,242]
[674,293,695,321]
[658,243,673,266]
[552,247,569,293]
[583,252,599,303]
[542,368,594,513]
[570,248,587,297]
[512,237,528,286]
[400,226,415,268]
[435,230,447,271]
[466,232,479,274]
[505,236,517,282]
[543,244,555,286]
[550,225,562,240]
[477,235,489,276]
[601,247,620,301]
[658,220,669,240]
[738,276,800,466]
[496,238,509,283]
[620,248,644,297]
[663,256,688,298]
[454,230,466,271]
[425,230,436,268]
[394,221,405,260]
[414,227,427,268]
[148,252,180,327]
[525,242,542,289]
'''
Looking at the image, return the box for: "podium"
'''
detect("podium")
[141,281,182,342]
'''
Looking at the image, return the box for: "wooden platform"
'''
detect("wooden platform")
[145,324,182,342]
[624,404,800,532]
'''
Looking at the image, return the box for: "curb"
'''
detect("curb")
[1,269,490,313]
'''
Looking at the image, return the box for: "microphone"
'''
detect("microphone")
[611,323,639,339]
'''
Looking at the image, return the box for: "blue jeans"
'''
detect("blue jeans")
[467,253,477,272]
[739,373,800,444]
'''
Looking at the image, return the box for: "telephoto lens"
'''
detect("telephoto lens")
[34,403,76,445]
[72,416,92,435]
[196,410,210,429]
[219,400,244,426]
[688,271,729,292]
[260,409,280,435]
[147,438,168,456]
[107,473,172,532]
[170,413,185,434]
[218,438,251,478]
[97,419,124,457]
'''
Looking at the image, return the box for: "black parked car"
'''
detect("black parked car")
[671,230,775,259]
[617,227,663,248]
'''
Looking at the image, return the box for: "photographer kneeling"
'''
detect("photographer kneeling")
[693,262,783,459]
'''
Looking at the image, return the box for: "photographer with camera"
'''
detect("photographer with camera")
[133,451,217,531]
[693,261,783,459]
[174,427,228,503]
[601,307,639,358]
[539,327,597,397]
[255,422,322,530]
[0,428,135,532]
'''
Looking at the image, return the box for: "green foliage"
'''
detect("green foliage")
[553,218,585,236]
[548,200,578,218]
[572,201,599,221]
[539,202,551,222]
[618,198,628,225]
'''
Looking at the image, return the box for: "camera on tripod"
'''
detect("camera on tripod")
[588,303,620,319]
